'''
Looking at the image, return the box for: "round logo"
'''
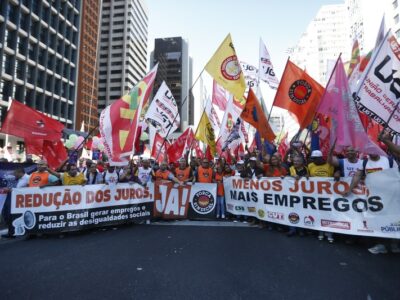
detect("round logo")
[288,80,312,105]
[258,209,265,218]
[221,56,241,80]
[289,212,300,224]
[32,175,42,185]
[191,190,215,215]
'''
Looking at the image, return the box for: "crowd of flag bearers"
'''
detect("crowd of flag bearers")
[1,22,400,255]
[2,131,399,254]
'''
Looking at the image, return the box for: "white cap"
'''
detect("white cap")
[249,157,257,161]
[237,160,244,164]
[310,150,323,158]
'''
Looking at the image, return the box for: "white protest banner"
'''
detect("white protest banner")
[224,169,400,238]
[355,31,400,134]
[145,81,180,137]
[11,183,153,235]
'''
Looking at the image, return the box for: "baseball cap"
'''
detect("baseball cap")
[249,157,257,161]
[237,160,244,164]
[310,150,323,158]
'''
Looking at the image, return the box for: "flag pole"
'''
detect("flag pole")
[155,68,205,162]
[268,56,289,121]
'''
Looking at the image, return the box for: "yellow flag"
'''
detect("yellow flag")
[195,112,216,155]
[205,34,246,99]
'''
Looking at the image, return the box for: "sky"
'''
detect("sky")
[145,0,343,125]
[146,0,342,76]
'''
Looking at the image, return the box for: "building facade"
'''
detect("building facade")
[0,0,82,145]
[346,0,386,53]
[150,37,194,133]
[75,0,100,132]
[291,4,350,86]
[97,0,148,113]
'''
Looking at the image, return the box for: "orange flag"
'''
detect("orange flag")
[273,60,324,129]
[241,88,276,142]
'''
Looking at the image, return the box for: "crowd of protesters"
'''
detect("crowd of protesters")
[1,131,399,254]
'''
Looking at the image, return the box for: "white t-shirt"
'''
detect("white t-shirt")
[364,156,392,174]
[103,171,119,184]
[137,167,152,185]
[339,158,363,177]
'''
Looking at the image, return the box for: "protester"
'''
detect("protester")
[289,155,309,180]
[196,158,214,183]
[28,160,60,187]
[154,161,182,184]
[175,158,193,183]
[234,160,245,176]
[136,158,154,186]
[241,157,263,179]
[86,164,103,185]
[344,149,399,254]
[103,164,119,185]
[308,150,335,243]
[55,163,86,186]
[213,164,226,219]
[1,168,30,238]
[264,153,287,177]
[119,165,138,183]
[328,145,362,178]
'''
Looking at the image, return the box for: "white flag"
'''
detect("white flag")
[354,30,400,134]
[240,61,259,92]
[259,38,279,89]
[145,81,180,138]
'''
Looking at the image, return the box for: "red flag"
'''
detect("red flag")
[274,60,324,129]
[205,145,214,161]
[167,128,192,162]
[0,100,64,140]
[313,113,331,157]
[151,132,170,163]
[212,80,228,111]
[25,138,44,156]
[241,89,276,142]
[192,140,203,158]
[43,140,68,169]
[100,65,158,161]
[277,133,288,157]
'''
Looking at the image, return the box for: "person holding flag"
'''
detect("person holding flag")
[154,161,182,185]
[28,160,60,188]
[175,158,193,183]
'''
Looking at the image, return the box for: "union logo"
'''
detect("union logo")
[221,55,241,81]
[288,80,312,105]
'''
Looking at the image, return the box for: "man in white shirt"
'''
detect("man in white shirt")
[136,158,154,186]
[328,146,363,178]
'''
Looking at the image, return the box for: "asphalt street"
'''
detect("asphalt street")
[0,222,399,300]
